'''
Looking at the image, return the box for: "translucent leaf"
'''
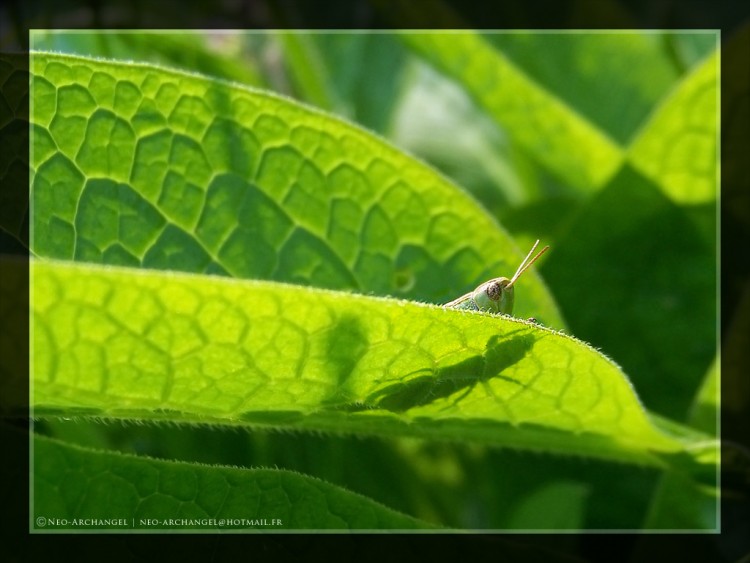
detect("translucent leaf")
[29,51,563,325]
[33,259,710,473]
[628,49,718,203]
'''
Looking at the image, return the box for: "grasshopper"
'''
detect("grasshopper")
[444,240,549,316]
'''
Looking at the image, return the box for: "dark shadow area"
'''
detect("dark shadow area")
[320,314,369,403]
[542,164,715,422]
[366,329,533,413]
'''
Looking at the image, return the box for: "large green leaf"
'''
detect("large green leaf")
[33,259,712,473]
[32,433,432,530]
[29,51,562,325]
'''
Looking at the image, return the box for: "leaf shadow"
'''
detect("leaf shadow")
[319,313,369,405]
[366,328,534,413]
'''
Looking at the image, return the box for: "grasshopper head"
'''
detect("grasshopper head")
[445,240,549,316]
[473,241,549,315]
[473,277,514,314]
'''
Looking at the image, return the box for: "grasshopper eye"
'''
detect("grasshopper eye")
[486,281,502,301]
[486,279,510,301]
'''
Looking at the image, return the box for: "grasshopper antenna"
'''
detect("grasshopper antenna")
[508,240,549,288]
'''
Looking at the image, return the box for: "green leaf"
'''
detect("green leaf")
[29,51,562,326]
[400,32,718,209]
[32,433,432,530]
[687,356,719,436]
[38,419,470,527]
[483,32,687,145]
[33,259,709,471]
[628,49,718,203]
[505,481,588,530]
[640,359,720,530]
[640,467,718,530]
[308,33,408,134]
[276,31,339,111]
[400,31,624,192]
[390,60,542,212]
[541,166,715,421]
